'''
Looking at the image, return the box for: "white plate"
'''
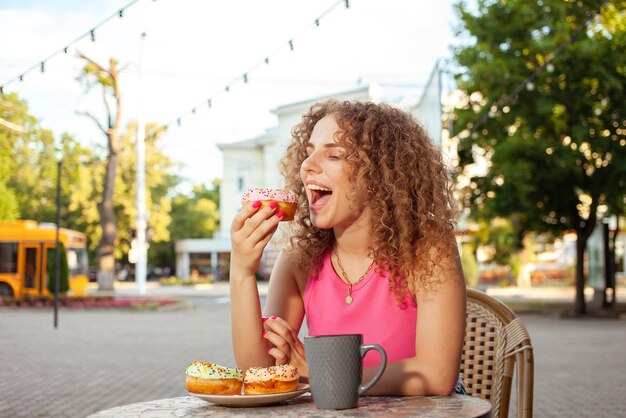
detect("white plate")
[189,383,310,407]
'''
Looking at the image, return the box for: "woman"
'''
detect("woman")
[229,100,466,395]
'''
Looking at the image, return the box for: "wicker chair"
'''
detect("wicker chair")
[461,288,534,418]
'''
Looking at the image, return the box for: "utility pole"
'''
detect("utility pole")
[54,155,62,328]
[135,32,148,295]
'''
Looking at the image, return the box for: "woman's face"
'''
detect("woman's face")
[300,114,368,230]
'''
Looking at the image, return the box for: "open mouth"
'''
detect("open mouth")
[308,184,332,205]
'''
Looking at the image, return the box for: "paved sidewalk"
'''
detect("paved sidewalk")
[94,280,626,303]
[1,284,625,417]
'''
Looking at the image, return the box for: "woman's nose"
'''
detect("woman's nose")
[301,153,320,173]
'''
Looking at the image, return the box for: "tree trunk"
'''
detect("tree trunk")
[97,152,118,291]
[77,54,122,292]
[605,217,619,307]
[573,206,598,316]
[574,233,587,316]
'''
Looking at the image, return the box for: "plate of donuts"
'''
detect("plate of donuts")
[189,383,310,407]
[185,362,309,407]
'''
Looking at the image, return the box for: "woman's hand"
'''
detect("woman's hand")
[263,316,309,380]
[230,201,282,278]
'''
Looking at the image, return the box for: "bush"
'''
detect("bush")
[159,275,214,286]
[461,243,479,288]
[0,294,179,309]
[47,242,69,294]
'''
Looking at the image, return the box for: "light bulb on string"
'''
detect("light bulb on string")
[56,0,353,139]
[526,82,535,91]
[40,62,45,73]
[546,62,555,73]
[0,0,161,90]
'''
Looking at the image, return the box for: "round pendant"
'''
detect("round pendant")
[345,295,353,304]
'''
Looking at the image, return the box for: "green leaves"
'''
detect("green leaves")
[453,0,626,238]
[2,89,218,271]
[47,243,69,294]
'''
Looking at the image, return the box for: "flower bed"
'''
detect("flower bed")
[159,276,215,286]
[0,294,180,310]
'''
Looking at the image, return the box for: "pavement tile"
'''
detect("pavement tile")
[2,284,625,417]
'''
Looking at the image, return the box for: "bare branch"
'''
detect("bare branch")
[77,110,107,135]
[102,87,112,128]
[110,58,122,134]
[76,50,107,73]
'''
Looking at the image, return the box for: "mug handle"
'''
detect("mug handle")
[358,344,387,395]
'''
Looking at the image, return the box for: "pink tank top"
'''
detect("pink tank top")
[304,251,417,367]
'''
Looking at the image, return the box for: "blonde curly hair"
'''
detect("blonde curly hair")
[281,100,459,300]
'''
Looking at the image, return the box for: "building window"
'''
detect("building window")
[190,252,213,277]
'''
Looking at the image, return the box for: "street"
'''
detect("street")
[1,287,625,417]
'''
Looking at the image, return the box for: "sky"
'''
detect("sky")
[0,0,460,192]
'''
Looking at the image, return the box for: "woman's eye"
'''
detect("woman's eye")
[329,155,340,160]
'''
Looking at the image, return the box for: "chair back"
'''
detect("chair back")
[461,288,534,418]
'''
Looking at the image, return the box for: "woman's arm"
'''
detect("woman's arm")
[229,202,283,370]
[364,243,466,396]
[261,250,308,375]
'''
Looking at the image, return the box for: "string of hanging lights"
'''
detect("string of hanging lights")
[1,0,350,133]
[165,0,350,130]
[0,0,148,95]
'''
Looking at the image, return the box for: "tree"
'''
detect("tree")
[58,133,102,266]
[1,92,55,221]
[150,182,221,271]
[2,90,184,270]
[453,0,626,315]
[47,243,69,294]
[1,93,100,257]
[113,121,178,260]
[0,94,24,220]
[77,54,123,290]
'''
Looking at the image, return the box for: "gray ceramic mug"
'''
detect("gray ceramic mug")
[304,334,387,409]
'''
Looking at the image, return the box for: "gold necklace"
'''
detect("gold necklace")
[333,247,375,305]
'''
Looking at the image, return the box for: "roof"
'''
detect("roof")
[217,129,275,151]
[271,84,373,117]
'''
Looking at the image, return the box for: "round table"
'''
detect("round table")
[88,394,492,417]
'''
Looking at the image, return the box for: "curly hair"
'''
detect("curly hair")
[280,100,459,300]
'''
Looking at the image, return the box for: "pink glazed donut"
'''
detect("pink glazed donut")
[241,188,297,221]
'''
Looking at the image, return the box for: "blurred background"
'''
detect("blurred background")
[1,0,624,317]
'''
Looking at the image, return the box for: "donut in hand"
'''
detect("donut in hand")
[241,188,297,221]
[185,361,243,395]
